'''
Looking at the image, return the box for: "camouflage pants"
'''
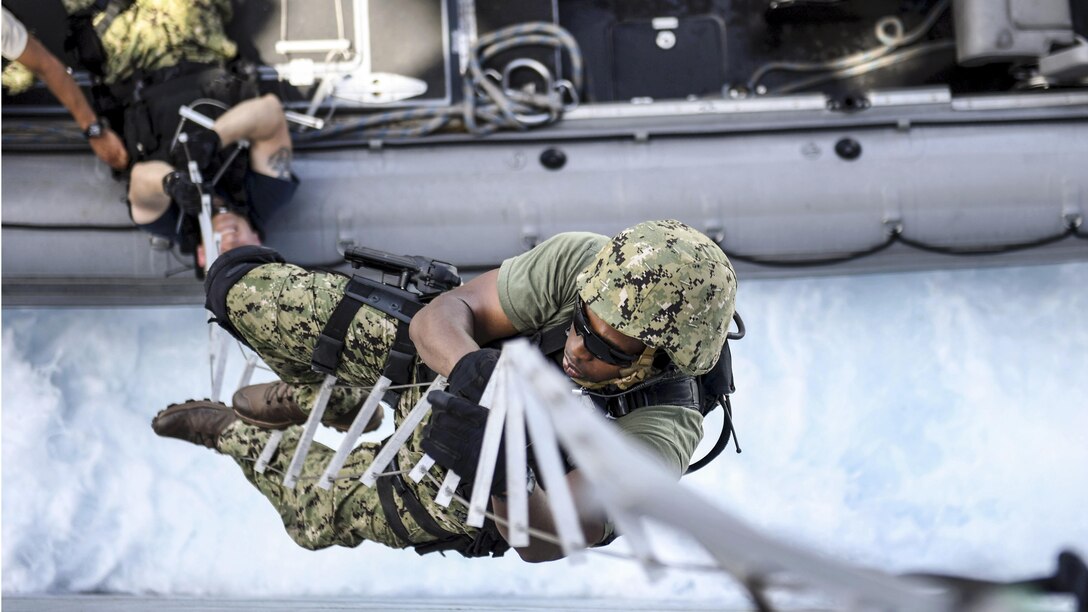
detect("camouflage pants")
[214,263,475,550]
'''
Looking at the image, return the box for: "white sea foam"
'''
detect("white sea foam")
[3,263,1086,601]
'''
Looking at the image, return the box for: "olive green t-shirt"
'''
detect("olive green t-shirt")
[497,231,704,478]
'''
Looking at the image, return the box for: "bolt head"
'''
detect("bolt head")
[540,148,567,170]
[834,138,862,161]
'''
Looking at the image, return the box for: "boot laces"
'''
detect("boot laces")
[263,382,295,408]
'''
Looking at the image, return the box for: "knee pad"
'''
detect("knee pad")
[204,245,286,346]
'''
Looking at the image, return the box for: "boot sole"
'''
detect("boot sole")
[234,411,382,433]
[153,398,225,422]
[235,413,299,430]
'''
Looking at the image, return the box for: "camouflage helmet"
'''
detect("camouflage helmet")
[576,219,737,376]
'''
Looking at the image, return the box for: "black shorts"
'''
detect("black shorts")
[135,170,299,241]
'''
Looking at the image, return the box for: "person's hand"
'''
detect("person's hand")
[212,210,261,254]
[447,348,500,404]
[170,126,221,173]
[196,211,262,269]
[162,171,203,216]
[422,390,508,493]
[89,127,129,170]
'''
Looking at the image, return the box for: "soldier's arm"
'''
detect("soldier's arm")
[413,270,610,560]
[14,33,128,169]
[491,470,608,563]
[409,269,519,376]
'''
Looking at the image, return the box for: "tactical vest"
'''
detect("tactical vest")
[65,0,257,165]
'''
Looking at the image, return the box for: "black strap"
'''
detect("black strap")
[133,63,226,103]
[532,325,569,358]
[376,470,415,546]
[311,275,423,379]
[64,0,133,77]
[525,322,704,418]
[592,376,701,418]
[375,454,458,547]
[311,277,367,375]
[389,463,462,543]
[410,520,509,558]
[384,317,417,385]
[374,455,507,557]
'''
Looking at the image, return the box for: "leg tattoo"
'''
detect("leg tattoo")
[267,147,293,180]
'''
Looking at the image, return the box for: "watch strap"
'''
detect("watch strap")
[83,118,107,140]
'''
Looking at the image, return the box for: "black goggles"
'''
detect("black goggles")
[572,299,640,367]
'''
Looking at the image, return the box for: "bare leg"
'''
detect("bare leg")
[129,96,289,250]
[127,160,174,224]
[211,93,293,180]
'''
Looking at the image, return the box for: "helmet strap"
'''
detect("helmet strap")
[572,346,657,391]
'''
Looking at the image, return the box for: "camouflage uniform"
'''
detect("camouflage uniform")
[62,0,236,84]
[215,263,477,550]
[3,1,234,95]
[206,220,736,552]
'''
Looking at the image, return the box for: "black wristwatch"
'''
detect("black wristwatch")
[83,118,107,140]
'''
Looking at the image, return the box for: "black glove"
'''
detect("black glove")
[422,390,508,494]
[171,126,222,174]
[161,171,204,216]
[447,348,500,404]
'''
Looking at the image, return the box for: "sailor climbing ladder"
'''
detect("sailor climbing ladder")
[206,238,950,602]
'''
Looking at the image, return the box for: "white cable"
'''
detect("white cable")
[748,0,950,91]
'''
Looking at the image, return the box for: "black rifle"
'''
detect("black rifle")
[344,246,461,298]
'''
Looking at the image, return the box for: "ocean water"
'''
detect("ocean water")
[3,262,1086,604]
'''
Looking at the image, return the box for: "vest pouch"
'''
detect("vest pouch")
[122,98,158,162]
[133,67,231,162]
[698,341,735,415]
[65,14,107,77]
[226,59,261,102]
[202,70,248,108]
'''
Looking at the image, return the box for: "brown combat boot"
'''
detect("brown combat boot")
[152,400,238,450]
[232,381,382,433]
[232,382,307,429]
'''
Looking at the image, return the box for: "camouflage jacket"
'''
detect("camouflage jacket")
[63,0,236,84]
